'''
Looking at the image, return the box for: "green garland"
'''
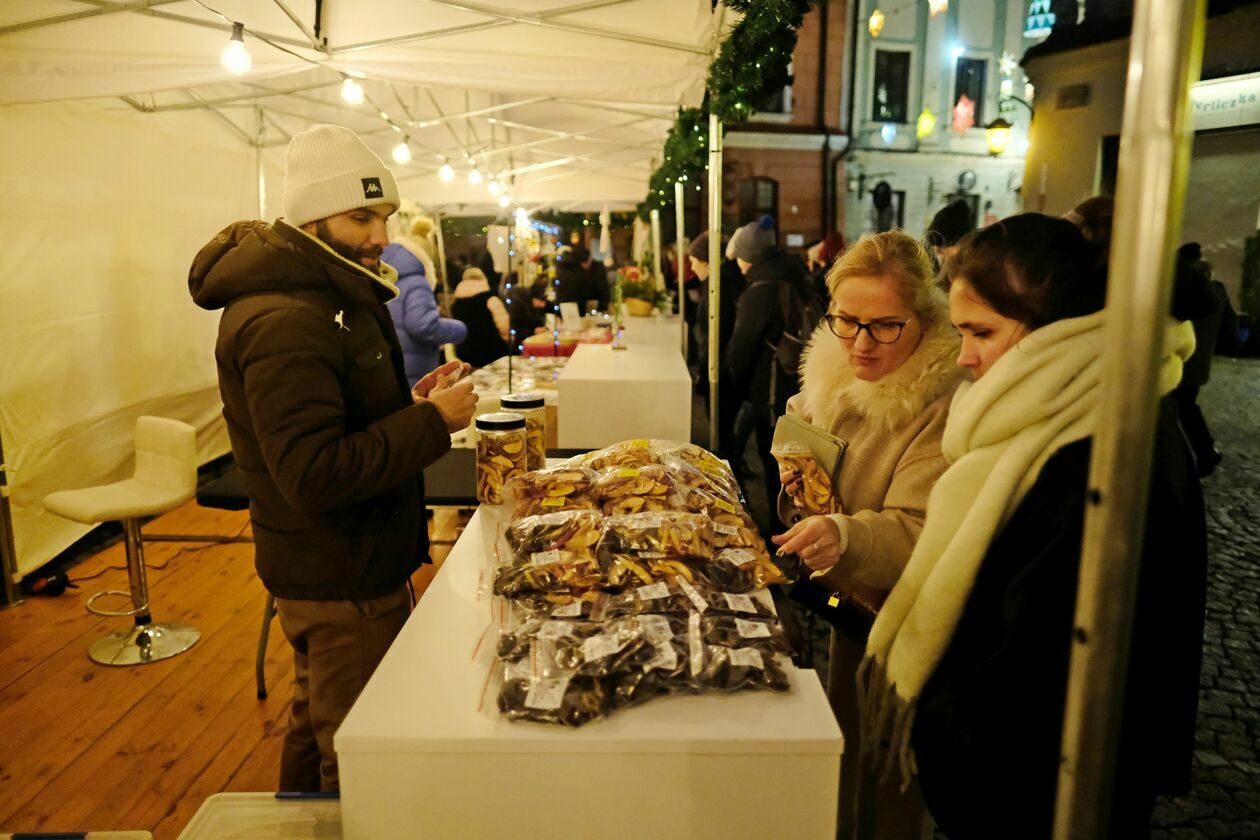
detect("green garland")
[637,0,815,220]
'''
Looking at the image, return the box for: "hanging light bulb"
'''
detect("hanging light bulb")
[391,141,412,165]
[468,167,483,186]
[341,77,365,105]
[929,0,948,17]
[488,179,502,196]
[438,162,455,182]
[868,9,886,37]
[498,193,511,208]
[220,22,252,75]
[916,107,937,139]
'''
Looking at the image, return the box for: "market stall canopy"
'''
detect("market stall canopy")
[0,0,728,211]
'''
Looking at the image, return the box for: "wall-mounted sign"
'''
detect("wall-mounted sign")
[1192,72,1260,132]
[1024,0,1055,39]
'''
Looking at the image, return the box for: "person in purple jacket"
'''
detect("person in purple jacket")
[382,241,467,385]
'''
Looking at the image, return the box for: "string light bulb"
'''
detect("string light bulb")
[468,167,483,186]
[341,77,365,105]
[220,22,252,75]
[438,162,455,182]
[391,141,411,164]
[488,180,502,196]
[929,0,948,17]
[498,193,511,208]
[868,9,886,37]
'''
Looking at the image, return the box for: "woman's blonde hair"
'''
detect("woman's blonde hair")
[410,216,435,239]
[825,230,947,326]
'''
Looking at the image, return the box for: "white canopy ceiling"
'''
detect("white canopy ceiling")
[0,0,729,212]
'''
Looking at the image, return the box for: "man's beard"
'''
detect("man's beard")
[314,221,383,275]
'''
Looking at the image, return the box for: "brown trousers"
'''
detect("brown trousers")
[273,585,411,792]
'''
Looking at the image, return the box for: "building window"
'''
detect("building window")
[738,177,779,226]
[954,57,987,125]
[872,50,911,123]
[755,62,793,118]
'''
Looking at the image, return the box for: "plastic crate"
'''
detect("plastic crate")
[177,793,341,840]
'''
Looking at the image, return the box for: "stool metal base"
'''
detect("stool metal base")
[89,621,200,665]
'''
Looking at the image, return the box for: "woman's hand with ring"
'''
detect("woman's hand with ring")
[771,516,843,572]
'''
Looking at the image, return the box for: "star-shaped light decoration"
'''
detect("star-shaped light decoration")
[929,0,948,16]
[1000,51,1018,77]
[916,107,937,139]
[868,8,886,37]
[952,95,976,134]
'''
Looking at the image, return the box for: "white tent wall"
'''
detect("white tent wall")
[0,99,281,577]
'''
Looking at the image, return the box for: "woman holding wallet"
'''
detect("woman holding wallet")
[770,230,964,839]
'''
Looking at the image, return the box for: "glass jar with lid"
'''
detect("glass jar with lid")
[475,412,527,504]
[499,393,546,471]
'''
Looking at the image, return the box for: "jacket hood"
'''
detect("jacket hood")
[798,314,964,432]
[454,277,491,298]
[189,219,398,311]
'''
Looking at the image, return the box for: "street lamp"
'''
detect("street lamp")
[985,118,1013,156]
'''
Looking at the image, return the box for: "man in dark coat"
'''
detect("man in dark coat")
[723,215,812,508]
[554,246,608,312]
[189,124,478,792]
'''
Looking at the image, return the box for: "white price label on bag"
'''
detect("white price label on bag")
[530,549,563,567]
[736,618,772,639]
[539,620,576,640]
[551,601,584,618]
[525,676,571,710]
[581,633,625,662]
[645,644,679,672]
[722,549,756,567]
[722,593,757,614]
[636,582,670,601]
[678,579,709,612]
[712,522,739,536]
[728,647,765,669]
[638,614,674,645]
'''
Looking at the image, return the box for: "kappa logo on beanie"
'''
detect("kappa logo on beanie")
[362,177,383,198]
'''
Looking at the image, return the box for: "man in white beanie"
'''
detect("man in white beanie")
[189,124,477,791]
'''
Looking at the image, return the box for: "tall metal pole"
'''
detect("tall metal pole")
[649,208,663,295]
[706,113,723,452]
[675,180,687,359]
[255,105,267,220]
[1053,1,1205,836]
[0,432,23,607]
[432,211,452,317]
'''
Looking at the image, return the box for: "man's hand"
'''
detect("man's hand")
[412,360,469,402]
[771,516,843,572]
[426,380,478,432]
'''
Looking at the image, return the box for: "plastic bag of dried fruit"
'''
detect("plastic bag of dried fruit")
[494,510,606,597]
[771,441,837,520]
[503,465,599,520]
[589,464,684,516]
[570,438,664,472]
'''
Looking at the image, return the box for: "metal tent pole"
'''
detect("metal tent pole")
[649,208,663,295]
[706,113,723,452]
[0,433,22,607]
[255,105,267,219]
[433,211,452,317]
[1053,0,1206,836]
[675,180,687,359]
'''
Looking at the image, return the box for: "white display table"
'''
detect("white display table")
[623,313,685,350]
[556,343,692,449]
[336,507,843,840]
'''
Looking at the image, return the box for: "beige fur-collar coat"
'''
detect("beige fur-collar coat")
[783,316,963,591]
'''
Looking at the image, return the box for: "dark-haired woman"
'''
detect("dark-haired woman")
[860,214,1206,838]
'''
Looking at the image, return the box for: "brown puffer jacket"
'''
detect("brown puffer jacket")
[189,219,451,601]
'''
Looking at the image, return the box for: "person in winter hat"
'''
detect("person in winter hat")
[382,218,467,384]
[925,199,973,270]
[188,123,478,792]
[723,215,815,508]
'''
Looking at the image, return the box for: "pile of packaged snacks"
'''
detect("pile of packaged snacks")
[495,605,790,726]
[590,465,679,516]
[503,466,599,519]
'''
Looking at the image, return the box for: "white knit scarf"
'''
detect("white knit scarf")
[857,311,1196,790]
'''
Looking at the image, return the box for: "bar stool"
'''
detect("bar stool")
[43,416,201,665]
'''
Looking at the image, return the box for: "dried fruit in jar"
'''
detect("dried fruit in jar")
[477,430,528,505]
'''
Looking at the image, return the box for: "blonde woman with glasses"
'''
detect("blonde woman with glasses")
[772,230,963,839]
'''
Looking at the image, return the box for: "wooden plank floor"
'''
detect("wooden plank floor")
[0,500,462,839]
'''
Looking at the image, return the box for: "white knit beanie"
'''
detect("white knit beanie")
[282,124,400,227]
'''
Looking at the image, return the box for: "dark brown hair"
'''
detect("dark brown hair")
[944,213,1107,330]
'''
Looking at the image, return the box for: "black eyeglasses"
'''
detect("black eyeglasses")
[825,314,913,344]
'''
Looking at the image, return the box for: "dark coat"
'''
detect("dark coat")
[554,259,609,312]
[913,397,1207,838]
[189,219,451,601]
[723,249,810,411]
[382,243,467,385]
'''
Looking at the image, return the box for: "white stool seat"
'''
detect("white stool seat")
[44,478,194,524]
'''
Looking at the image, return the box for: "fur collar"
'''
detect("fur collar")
[798,316,964,432]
